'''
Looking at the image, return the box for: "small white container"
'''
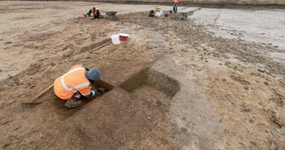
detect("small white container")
[155,11,163,17]
[111,34,121,44]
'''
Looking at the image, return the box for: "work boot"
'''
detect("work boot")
[65,97,82,109]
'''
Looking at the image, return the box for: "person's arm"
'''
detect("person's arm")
[79,87,96,98]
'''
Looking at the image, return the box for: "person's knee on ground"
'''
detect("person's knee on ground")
[64,93,82,108]
[64,88,99,109]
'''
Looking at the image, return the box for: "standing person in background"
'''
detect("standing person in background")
[173,0,179,13]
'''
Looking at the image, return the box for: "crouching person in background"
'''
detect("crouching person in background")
[86,7,95,17]
[93,7,101,19]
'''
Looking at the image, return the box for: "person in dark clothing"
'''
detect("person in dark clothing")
[94,8,101,19]
[87,9,92,17]
[86,7,101,19]
[87,7,95,17]
[149,10,154,17]
[173,0,179,13]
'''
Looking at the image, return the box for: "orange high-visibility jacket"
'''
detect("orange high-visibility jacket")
[92,10,96,16]
[93,8,101,16]
[54,64,92,100]
[173,0,179,3]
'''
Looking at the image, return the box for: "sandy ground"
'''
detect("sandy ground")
[1,1,285,150]
[189,8,285,49]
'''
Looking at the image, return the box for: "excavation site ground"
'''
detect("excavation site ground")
[1,1,285,150]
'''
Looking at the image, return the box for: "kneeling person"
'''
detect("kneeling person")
[54,64,102,108]
[93,7,101,19]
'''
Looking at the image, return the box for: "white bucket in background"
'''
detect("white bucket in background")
[111,34,121,44]
[155,11,163,17]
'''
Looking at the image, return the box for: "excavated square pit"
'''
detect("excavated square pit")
[120,68,180,106]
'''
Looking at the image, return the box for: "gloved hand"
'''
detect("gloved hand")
[91,89,96,97]
[96,88,105,93]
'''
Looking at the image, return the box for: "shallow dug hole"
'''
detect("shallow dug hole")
[120,68,180,106]
[51,79,114,119]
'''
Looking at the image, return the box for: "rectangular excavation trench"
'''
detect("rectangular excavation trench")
[120,68,180,107]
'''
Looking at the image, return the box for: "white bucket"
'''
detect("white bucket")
[111,34,121,44]
[155,11,163,17]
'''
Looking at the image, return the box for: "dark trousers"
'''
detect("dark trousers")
[173,3,178,13]
[87,9,92,17]
[149,10,154,17]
